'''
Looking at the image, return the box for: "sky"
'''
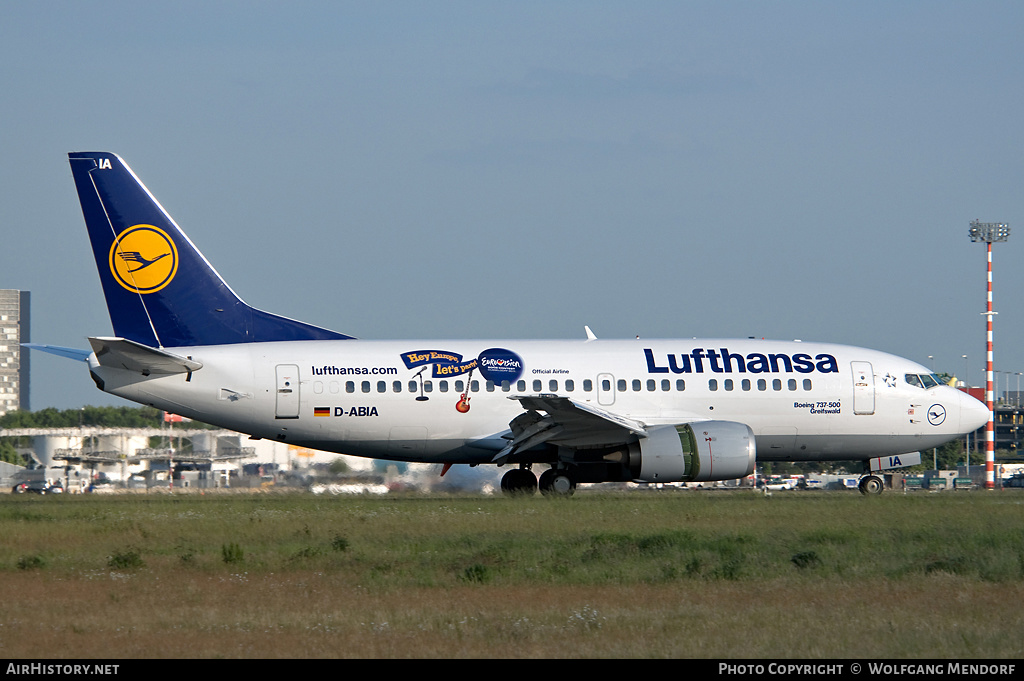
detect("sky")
[3,1,1024,410]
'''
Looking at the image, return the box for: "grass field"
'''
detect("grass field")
[1,488,1022,658]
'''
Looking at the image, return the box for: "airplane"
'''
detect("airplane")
[27,151,989,496]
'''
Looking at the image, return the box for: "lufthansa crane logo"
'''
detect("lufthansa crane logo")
[927,404,946,426]
[108,224,178,294]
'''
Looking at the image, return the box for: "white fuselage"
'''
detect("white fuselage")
[90,337,989,465]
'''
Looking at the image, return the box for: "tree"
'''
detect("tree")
[0,440,24,465]
[0,406,216,429]
[328,457,350,476]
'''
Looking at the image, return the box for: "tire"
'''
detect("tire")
[501,468,537,496]
[859,475,883,495]
[539,469,575,497]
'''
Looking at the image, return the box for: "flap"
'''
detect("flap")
[494,394,649,463]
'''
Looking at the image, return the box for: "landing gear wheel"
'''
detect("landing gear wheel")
[858,475,884,495]
[500,468,538,496]
[539,469,576,497]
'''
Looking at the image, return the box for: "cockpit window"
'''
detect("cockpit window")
[905,373,943,389]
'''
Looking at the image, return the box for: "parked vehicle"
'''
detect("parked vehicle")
[765,478,799,491]
[12,480,59,495]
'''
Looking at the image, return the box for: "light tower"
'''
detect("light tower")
[968,220,1010,490]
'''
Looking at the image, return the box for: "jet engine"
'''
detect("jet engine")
[631,422,756,483]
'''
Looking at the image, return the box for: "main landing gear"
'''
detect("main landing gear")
[539,468,576,497]
[500,466,576,497]
[499,467,536,495]
[858,474,884,495]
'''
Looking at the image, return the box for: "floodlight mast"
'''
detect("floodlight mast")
[968,220,1010,490]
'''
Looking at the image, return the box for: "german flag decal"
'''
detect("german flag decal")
[314,407,330,417]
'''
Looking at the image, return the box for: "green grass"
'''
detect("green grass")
[1,489,1023,657]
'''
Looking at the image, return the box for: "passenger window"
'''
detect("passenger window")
[329,381,340,394]
[725,379,734,391]
[439,381,448,393]
[549,380,558,392]
[362,381,371,393]
[393,381,403,393]
[758,379,767,391]
[709,379,718,391]
[742,379,751,391]
[617,379,626,391]
[803,379,812,391]
[407,380,417,393]
[486,381,495,392]
[423,380,433,393]
[602,379,611,391]
[455,380,464,392]
[517,380,526,392]
[788,379,797,391]
[471,380,480,392]
[647,379,656,391]
[533,380,542,392]
[632,379,641,391]
[661,379,670,391]
[773,379,782,391]
[566,379,575,392]
[347,381,355,393]
[676,379,686,391]
[501,381,511,392]
[583,379,592,392]
[377,380,386,393]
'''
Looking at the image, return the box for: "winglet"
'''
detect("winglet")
[584,326,597,341]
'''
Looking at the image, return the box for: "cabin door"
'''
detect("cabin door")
[851,361,875,415]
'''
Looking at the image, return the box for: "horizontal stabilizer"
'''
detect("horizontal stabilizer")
[22,343,92,362]
[88,337,203,376]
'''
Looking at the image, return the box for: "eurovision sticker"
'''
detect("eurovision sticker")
[477,348,524,383]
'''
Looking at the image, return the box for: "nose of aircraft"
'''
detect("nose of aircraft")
[958,389,990,434]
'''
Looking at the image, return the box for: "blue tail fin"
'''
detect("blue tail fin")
[68,152,354,347]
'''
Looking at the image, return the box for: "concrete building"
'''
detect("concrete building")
[0,290,29,415]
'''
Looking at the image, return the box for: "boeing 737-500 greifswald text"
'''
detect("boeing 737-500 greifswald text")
[27,152,989,495]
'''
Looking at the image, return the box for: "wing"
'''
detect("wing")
[493,394,650,464]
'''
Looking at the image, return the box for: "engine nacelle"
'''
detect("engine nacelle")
[634,422,756,483]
